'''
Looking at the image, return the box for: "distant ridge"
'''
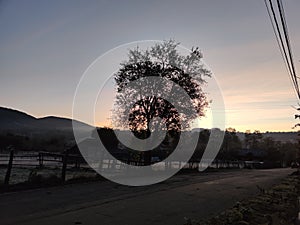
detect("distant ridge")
[192,128,297,143]
[0,106,297,143]
[0,107,37,131]
[235,131,297,143]
[0,106,92,133]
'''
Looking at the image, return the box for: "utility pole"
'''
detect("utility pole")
[294,113,300,170]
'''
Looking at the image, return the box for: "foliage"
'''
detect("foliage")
[244,130,263,149]
[113,39,211,133]
[0,132,69,152]
[219,128,242,160]
[197,176,299,225]
[243,130,298,164]
[192,129,210,160]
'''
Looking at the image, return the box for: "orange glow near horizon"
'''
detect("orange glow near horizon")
[1,0,300,134]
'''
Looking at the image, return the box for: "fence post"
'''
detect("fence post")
[61,151,68,182]
[75,156,80,169]
[4,150,14,185]
[38,152,43,168]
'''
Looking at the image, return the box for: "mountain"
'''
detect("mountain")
[0,107,37,131]
[0,107,92,134]
[1,106,297,143]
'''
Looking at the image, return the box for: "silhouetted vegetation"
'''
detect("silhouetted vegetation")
[112,40,211,164]
[189,128,298,168]
[113,40,210,133]
[0,132,70,152]
[0,126,297,168]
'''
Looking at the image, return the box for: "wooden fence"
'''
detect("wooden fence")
[0,150,87,185]
[0,150,246,186]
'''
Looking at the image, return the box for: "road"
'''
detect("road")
[0,168,294,225]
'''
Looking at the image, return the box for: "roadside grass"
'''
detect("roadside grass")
[185,173,300,225]
[0,167,104,192]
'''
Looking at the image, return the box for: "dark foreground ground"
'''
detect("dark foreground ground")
[0,168,294,225]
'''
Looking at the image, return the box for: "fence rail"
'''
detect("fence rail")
[0,150,248,186]
[0,150,89,185]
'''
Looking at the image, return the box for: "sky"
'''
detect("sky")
[1,0,300,132]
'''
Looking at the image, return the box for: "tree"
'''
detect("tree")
[244,130,263,149]
[113,40,211,135]
[218,128,242,160]
[279,141,297,165]
[258,137,278,161]
[192,129,210,161]
[224,128,241,150]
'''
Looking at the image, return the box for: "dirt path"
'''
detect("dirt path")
[0,168,294,225]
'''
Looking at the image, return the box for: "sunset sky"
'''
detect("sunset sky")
[1,0,300,132]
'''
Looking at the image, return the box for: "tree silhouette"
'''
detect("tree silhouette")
[217,128,242,160]
[244,130,263,149]
[113,40,211,135]
[225,128,241,149]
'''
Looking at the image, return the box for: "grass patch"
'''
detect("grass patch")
[185,174,300,225]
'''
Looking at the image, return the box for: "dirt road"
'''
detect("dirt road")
[0,168,294,225]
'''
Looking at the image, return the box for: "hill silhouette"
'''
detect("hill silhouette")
[0,106,297,143]
[0,107,91,134]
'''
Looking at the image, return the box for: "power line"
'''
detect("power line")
[264,0,300,100]
[265,0,292,77]
[277,0,299,98]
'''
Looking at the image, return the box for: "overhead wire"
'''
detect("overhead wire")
[264,0,292,76]
[277,0,300,98]
[264,0,300,100]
